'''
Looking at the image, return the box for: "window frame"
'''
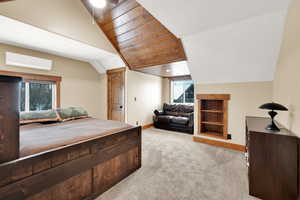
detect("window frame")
[22,81,57,112]
[169,77,194,104]
[0,70,61,109]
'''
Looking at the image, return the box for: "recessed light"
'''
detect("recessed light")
[89,0,107,8]
[166,69,171,72]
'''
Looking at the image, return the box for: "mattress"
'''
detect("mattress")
[20,118,134,157]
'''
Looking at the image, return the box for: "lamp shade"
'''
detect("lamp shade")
[259,102,288,111]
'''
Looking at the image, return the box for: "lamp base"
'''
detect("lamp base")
[265,123,280,132]
[265,110,280,132]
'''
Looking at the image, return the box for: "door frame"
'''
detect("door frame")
[107,67,126,122]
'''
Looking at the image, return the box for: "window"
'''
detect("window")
[171,79,194,104]
[20,81,56,112]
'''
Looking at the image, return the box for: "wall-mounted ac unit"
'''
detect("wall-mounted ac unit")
[5,52,52,71]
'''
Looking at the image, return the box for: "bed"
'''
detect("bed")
[0,118,142,200]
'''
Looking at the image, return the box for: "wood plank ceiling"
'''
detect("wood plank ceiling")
[135,61,191,78]
[81,0,187,76]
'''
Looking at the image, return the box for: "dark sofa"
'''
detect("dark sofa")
[153,103,194,134]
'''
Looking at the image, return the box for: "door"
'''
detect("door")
[107,68,125,122]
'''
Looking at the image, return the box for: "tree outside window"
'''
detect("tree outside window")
[171,80,194,104]
[20,81,56,112]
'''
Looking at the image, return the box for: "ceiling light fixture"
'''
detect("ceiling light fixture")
[89,0,107,9]
[166,69,171,72]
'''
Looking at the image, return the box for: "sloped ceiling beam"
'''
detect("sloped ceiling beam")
[81,0,187,70]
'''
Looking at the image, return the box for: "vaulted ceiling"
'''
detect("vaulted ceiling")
[0,0,124,72]
[82,0,188,77]
[0,0,292,81]
[137,0,291,83]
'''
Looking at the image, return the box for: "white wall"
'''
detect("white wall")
[137,0,289,38]
[137,0,289,84]
[273,0,300,136]
[0,0,116,53]
[126,70,164,126]
[183,11,286,84]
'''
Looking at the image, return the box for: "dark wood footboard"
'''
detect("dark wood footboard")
[0,126,142,200]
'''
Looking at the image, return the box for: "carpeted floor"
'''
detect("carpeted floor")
[96,128,259,200]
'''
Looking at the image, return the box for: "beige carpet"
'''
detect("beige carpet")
[96,128,259,200]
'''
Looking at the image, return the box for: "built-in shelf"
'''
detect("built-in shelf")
[201,121,224,126]
[197,94,231,140]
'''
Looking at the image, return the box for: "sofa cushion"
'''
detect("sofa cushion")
[179,104,194,113]
[157,115,174,123]
[171,116,189,125]
[154,110,164,116]
[163,103,194,117]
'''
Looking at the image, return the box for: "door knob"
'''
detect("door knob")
[120,106,123,109]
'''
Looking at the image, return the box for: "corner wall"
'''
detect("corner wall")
[0,43,107,119]
[194,81,273,145]
[126,70,164,126]
[273,0,300,136]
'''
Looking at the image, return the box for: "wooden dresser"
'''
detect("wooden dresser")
[0,75,22,163]
[246,116,299,200]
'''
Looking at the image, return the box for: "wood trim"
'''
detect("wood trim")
[107,69,125,122]
[106,67,126,74]
[0,70,61,108]
[223,100,228,139]
[193,136,246,152]
[142,123,154,129]
[196,94,231,100]
[0,70,61,82]
[56,83,61,108]
[168,75,192,80]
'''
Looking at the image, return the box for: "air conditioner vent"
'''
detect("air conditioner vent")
[5,52,52,71]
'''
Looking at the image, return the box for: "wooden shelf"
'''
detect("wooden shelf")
[200,109,223,113]
[200,132,226,139]
[201,121,224,126]
[197,94,231,140]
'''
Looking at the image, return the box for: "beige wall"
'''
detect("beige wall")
[126,70,164,126]
[162,78,170,104]
[194,81,273,145]
[273,0,300,136]
[0,0,116,53]
[0,43,107,119]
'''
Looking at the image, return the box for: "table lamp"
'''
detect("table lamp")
[259,102,288,131]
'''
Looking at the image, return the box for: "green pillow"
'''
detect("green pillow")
[20,110,59,124]
[56,107,88,121]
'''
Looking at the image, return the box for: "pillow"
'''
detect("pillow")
[56,107,89,121]
[20,110,59,125]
